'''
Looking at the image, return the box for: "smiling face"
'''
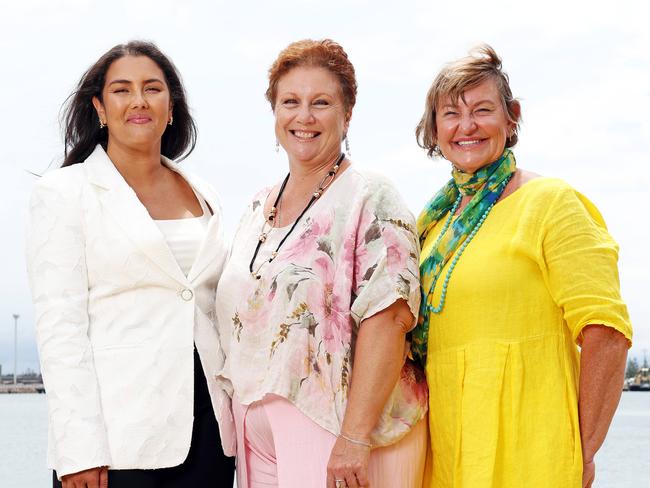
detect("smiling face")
[274,66,350,167]
[435,78,516,173]
[92,55,172,153]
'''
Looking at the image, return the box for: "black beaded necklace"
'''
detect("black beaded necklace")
[249,153,346,280]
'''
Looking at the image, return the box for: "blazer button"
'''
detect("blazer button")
[180,289,194,301]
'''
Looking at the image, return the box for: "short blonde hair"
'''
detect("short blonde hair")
[265,39,357,114]
[416,44,521,158]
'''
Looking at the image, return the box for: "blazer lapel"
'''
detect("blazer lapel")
[86,146,188,285]
[169,163,225,282]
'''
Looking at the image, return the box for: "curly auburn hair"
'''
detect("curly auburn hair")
[265,39,357,115]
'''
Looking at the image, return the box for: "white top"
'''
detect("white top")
[154,195,211,276]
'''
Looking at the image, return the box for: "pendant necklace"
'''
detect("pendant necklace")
[249,153,345,280]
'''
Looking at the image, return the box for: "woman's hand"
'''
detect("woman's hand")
[326,436,371,488]
[582,459,595,488]
[61,466,108,488]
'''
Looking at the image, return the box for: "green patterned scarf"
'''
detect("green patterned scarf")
[411,149,517,366]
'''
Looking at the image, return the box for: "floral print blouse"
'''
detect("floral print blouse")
[215,168,428,446]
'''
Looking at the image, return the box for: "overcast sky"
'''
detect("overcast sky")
[1,0,648,374]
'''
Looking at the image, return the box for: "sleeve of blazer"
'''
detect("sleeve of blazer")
[26,171,112,477]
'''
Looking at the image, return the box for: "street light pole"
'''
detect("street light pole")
[12,314,19,385]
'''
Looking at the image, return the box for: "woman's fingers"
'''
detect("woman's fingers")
[329,465,348,488]
[327,470,348,488]
[355,468,370,487]
[344,472,360,488]
[99,467,109,488]
[327,437,371,488]
[582,460,595,488]
[326,471,333,488]
[61,467,105,488]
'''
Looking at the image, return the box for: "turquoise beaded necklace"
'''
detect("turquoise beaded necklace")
[411,150,517,366]
[425,174,512,314]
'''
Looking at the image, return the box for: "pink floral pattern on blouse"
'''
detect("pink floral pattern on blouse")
[215,168,428,446]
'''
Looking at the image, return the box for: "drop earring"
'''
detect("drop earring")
[99,120,105,129]
[344,135,351,156]
[168,115,173,126]
[275,139,280,153]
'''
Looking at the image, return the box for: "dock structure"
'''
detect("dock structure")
[0,383,45,394]
[0,372,45,393]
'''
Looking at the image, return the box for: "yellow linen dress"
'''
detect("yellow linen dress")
[421,177,632,488]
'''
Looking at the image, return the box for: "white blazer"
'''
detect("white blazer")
[26,146,236,478]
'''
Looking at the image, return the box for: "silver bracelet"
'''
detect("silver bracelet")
[339,433,372,448]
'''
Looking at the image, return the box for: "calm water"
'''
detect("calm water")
[1,393,648,487]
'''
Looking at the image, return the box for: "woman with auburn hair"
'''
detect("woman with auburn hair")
[26,41,235,487]
[215,39,428,488]
[412,44,632,488]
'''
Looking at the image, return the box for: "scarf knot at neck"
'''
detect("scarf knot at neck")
[452,152,511,197]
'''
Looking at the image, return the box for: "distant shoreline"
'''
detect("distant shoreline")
[0,383,45,394]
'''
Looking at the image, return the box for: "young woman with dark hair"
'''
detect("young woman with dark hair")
[26,40,235,488]
[61,40,196,166]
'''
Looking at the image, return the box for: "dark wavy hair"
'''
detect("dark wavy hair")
[61,40,197,167]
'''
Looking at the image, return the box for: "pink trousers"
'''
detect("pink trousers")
[232,394,427,488]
